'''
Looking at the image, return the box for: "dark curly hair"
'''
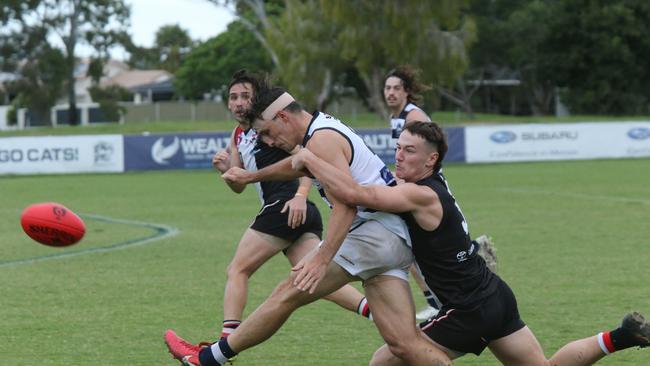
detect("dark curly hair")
[385,65,431,104]
[228,69,265,96]
[403,121,447,172]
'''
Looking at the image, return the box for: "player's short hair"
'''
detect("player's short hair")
[385,65,431,104]
[245,84,303,124]
[403,121,447,172]
[228,69,264,95]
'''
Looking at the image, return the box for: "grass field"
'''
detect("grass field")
[1,158,649,365]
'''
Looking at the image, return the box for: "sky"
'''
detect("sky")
[127,0,235,48]
[75,0,236,59]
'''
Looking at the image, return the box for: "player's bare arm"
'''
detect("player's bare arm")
[222,154,305,186]
[218,129,246,193]
[281,176,312,228]
[291,130,357,293]
[293,147,442,230]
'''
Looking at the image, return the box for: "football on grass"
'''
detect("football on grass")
[20,202,86,247]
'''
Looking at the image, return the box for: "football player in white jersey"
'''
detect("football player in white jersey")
[291,121,650,366]
[165,85,449,366]
[207,70,370,340]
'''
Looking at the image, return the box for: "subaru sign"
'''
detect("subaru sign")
[627,127,650,140]
[490,131,517,144]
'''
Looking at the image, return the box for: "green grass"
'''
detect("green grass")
[1,159,649,365]
[2,112,648,137]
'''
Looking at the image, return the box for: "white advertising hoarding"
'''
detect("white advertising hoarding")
[0,135,124,175]
[465,122,650,163]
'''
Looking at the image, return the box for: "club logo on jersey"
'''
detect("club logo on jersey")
[627,127,650,140]
[490,131,517,144]
[456,250,468,262]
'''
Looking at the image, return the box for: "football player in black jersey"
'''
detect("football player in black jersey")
[292,121,650,365]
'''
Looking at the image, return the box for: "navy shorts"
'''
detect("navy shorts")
[419,278,526,355]
[250,199,323,243]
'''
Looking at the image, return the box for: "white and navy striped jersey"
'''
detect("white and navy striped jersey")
[302,111,411,245]
[390,103,430,140]
[234,126,298,204]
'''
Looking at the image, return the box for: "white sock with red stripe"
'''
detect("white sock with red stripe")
[357,297,372,320]
[220,320,241,339]
[597,332,615,354]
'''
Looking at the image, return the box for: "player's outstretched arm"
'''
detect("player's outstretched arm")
[222,155,304,186]
[293,147,430,214]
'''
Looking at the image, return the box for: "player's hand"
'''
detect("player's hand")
[291,246,328,294]
[282,195,307,228]
[212,150,231,173]
[291,148,313,171]
[222,166,252,185]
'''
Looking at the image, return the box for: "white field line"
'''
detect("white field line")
[0,213,179,268]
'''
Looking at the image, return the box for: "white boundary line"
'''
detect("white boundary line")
[0,213,179,269]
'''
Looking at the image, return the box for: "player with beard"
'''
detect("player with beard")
[209,70,371,340]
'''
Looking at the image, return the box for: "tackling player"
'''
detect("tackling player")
[291,121,650,365]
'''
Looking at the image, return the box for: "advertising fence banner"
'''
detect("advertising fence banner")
[355,127,465,164]
[0,135,124,175]
[2,122,646,176]
[123,132,231,171]
[465,122,650,163]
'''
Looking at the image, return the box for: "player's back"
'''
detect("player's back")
[303,111,410,244]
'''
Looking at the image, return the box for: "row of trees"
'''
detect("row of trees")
[2,0,650,125]
[176,0,650,117]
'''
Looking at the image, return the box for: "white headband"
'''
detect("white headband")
[261,92,295,120]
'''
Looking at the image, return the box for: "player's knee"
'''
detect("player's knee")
[225,262,254,280]
[383,337,413,361]
[369,345,393,366]
[267,279,307,307]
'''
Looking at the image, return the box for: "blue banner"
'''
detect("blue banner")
[357,127,465,164]
[123,127,466,171]
[124,132,231,171]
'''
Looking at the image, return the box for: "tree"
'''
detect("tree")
[543,0,650,114]
[469,0,650,115]
[267,0,349,111]
[207,0,284,68]
[174,21,273,100]
[4,46,67,125]
[123,24,194,73]
[155,25,193,74]
[1,0,130,125]
[321,0,476,119]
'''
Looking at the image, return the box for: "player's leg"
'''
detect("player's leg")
[199,262,356,365]
[409,264,440,321]
[488,326,549,366]
[285,232,368,315]
[221,228,289,338]
[364,275,452,366]
[548,312,650,365]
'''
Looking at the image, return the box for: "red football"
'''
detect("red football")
[20,202,86,247]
